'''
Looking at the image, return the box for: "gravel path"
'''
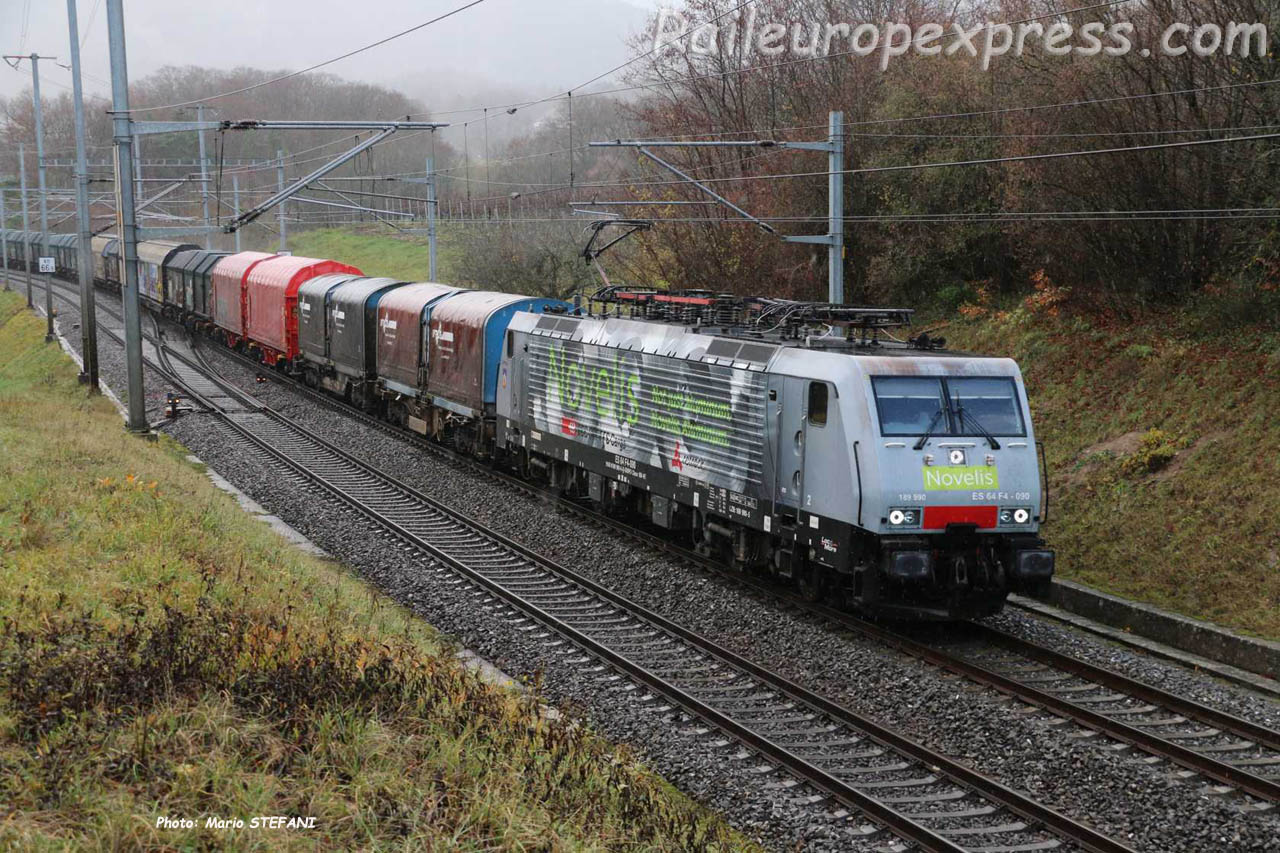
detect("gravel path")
[33,276,1280,851]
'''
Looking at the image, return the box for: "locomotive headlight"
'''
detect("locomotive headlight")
[887,508,921,528]
[949,449,966,465]
[923,454,934,466]
[1000,507,1034,526]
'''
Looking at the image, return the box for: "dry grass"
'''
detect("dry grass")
[0,291,753,851]
[947,302,1280,639]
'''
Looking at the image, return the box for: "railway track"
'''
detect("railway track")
[21,273,1129,852]
[35,275,187,411]
[563,498,1280,806]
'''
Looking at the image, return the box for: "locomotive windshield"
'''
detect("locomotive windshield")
[872,376,1025,438]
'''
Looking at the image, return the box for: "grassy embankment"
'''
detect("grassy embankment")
[945,291,1280,639]
[0,291,751,850]
[248,226,459,282]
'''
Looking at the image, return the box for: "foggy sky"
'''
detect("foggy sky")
[1,0,661,111]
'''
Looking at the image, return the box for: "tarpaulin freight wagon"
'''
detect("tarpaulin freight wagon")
[375,282,465,396]
[244,255,362,364]
[426,292,568,418]
[326,277,404,382]
[298,274,364,365]
[210,251,275,345]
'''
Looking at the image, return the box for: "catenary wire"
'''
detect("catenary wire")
[325,208,1280,225]
[412,0,1136,120]
[214,72,1280,186]
[251,106,1280,194]
[186,2,765,178]
[117,0,492,114]
[80,0,103,49]
[425,130,1280,192]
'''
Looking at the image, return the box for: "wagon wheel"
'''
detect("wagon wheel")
[796,561,825,603]
[691,509,716,558]
[731,530,764,575]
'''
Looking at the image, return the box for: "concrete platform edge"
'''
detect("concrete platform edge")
[1013,579,1280,697]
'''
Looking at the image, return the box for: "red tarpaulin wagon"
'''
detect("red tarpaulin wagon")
[210,251,276,347]
[244,255,362,364]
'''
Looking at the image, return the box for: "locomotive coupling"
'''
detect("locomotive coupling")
[1006,538,1055,594]
[1013,549,1055,582]
[883,547,933,583]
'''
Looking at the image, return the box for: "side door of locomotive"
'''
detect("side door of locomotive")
[770,375,807,512]
[503,328,522,419]
[798,379,857,531]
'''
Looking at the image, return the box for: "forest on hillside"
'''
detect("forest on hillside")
[609,0,1279,316]
[2,0,1277,319]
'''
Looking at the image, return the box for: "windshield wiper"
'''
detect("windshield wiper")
[913,407,948,451]
[953,403,1001,450]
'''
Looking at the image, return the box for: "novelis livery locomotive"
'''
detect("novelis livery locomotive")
[499,291,1052,619]
[1,229,1053,619]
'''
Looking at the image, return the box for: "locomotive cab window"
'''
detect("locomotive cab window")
[872,377,946,436]
[947,377,1024,437]
[872,376,1025,437]
[808,382,828,426]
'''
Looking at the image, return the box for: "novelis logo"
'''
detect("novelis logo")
[546,343,642,425]
[542,342,735,449]
[923,465,999,491]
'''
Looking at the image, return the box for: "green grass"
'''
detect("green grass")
[247,226,463,283]
[946,301,1280,639]
[0,291,753,851]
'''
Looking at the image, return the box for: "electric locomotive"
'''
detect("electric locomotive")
[497,289,1053,619]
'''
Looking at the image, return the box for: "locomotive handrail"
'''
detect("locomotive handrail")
[1037,439,1050,524]
[853,440,863,527]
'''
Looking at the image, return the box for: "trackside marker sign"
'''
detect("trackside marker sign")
[923,465,999,491]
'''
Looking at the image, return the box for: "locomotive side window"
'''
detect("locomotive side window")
[808,382,828,426]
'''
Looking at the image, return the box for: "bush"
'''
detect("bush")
[451,222,598,299]
[1120,428,1178,475]
[935,283,976,314]
[1022,269,1069,318]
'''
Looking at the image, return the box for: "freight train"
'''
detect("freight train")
[1,229,1054,619]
